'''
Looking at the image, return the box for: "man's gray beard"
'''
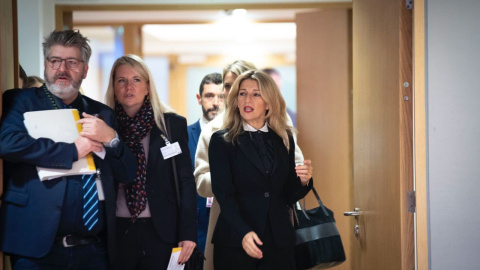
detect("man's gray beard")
[44,69,82,100]
[46,82,79,100]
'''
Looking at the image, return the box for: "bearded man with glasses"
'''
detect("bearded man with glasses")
[0,30,136,270]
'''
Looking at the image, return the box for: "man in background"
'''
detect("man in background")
[19,64,28,88]
[187,72,224,261]
[262,67,297,127]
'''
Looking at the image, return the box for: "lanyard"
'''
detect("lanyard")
[42,84,62,110]
[160,134,171,145]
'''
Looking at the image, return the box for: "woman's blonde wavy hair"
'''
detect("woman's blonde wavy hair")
[222,60,257,83]
[222,60,257,101]
[223,70,295,150]
[105,54,172,134]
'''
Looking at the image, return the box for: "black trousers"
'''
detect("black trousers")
[10,241,107,270]
[213,245,295,270]
[112,218,175,270]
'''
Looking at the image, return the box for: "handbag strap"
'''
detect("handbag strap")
[166,118,206,262]
[165,117,182,209]
[298,186,330,220]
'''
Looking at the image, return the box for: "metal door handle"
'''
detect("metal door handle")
[344,208,360,216]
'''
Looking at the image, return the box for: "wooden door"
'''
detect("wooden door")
[296,9,353,270]
[352,0,414,269]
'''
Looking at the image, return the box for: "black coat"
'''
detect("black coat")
[209,128,312,248]
[144,113,197,244]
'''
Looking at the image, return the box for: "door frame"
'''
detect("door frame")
[13,1,430,269]
[54,2,353,30]
[413,0,428,270]
[55,1,431,269]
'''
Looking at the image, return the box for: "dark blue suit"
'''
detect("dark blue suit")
[0,87,136,263]
[187,119,210,255]
[187,120,201,169]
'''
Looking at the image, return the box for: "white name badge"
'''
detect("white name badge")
[161,142,182,159]
[206,197,213,208]
[96,178,105,201]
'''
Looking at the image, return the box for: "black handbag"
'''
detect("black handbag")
[167,118,205,270]
[295,187,346,270]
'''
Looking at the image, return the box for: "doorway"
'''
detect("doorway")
[63,3,355,270]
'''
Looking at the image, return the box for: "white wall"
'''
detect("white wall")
[17,0,55,78]
[426,0,480,269]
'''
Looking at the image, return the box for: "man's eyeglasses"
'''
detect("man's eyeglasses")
[46,57,84,70]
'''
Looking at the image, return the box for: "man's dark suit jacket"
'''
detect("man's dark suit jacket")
[0,88,136,262]
[209,129,312,248]
[187,119,209,253]
[187,119,201,169]
[144,113,197,244]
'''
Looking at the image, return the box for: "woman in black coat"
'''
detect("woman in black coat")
[105,54,197,269]
[209,70,313,270]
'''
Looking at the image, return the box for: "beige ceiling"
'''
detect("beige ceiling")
[74,9,317,57]
[73,9,317,24]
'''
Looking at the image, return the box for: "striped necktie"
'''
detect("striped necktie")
[82,174,99,231]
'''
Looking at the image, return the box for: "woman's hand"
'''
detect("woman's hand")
[242,231,263,259]
[177,240,196,264]
[296,159,313,186]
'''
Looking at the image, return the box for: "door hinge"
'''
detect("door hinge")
[407,191,416,213]
[406,0,414,9]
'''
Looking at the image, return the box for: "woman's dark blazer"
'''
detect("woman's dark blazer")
[209,128,312,248]
[144,113,197,244]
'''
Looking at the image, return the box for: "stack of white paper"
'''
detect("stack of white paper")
[24,109,96,181]
[167,247,185,270]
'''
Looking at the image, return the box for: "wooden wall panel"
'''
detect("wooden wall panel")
[1,0,16,92]
[123,24,143,57]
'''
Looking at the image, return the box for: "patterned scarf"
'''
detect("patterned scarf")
[115,97,154,220]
